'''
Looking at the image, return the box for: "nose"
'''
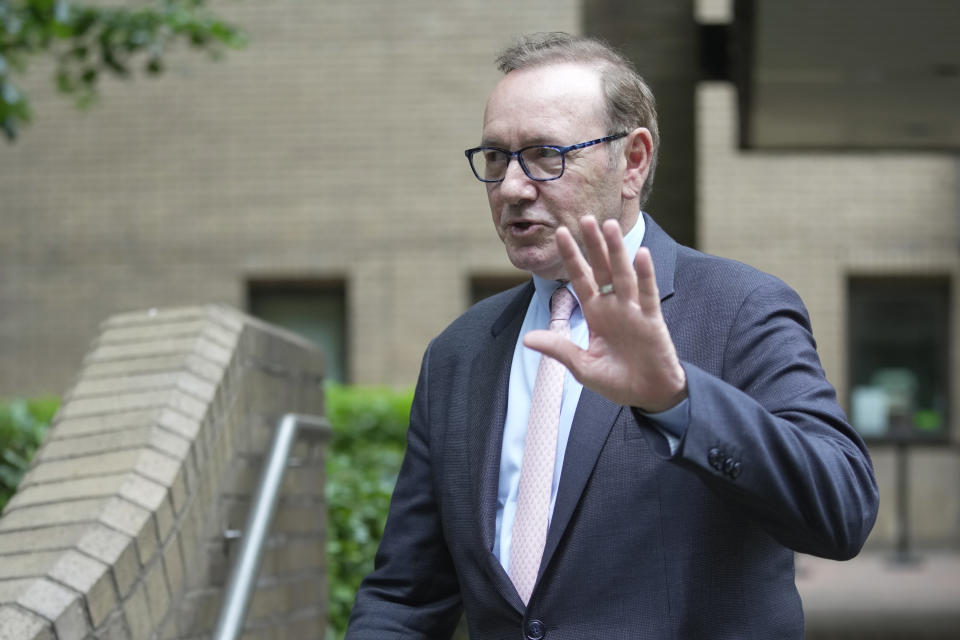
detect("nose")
[497,155,537,203]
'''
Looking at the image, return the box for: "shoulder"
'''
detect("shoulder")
[431,280,532,351]
[663,244,812,356]
[643,213,798,309]
[673,244,801,307]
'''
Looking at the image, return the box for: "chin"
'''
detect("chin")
[504,242,563,276]
[509,255,563,279]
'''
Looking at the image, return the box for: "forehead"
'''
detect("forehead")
[482,63,606,144]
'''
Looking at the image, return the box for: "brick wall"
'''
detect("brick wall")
[0,0,582,396]
[0,306,328,639]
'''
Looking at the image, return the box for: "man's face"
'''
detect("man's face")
[481,63,628,280]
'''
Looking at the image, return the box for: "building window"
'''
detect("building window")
[733,0,960,150]
[847,277,950,441]
[470,274,530,306]
[247,280,348,383]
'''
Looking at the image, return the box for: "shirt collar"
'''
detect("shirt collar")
[530,213,647,308]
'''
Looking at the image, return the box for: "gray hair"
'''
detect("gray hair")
[496,32,659,207]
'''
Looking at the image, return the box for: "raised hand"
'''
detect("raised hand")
[523,215,687,412]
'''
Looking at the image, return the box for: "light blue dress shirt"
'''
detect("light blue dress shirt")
[493,215,689,573]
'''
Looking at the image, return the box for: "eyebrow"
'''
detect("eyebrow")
[478,136,563,149]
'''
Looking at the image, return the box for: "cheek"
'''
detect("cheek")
[489,202,506,236]
[488,196,501,220]
[486,185,500,210]
[548,188,588,226]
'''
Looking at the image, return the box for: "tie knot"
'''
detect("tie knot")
[550,287,577,323]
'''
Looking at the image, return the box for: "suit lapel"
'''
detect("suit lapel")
[467,282,533,614]
[641,211,677,301]
[467,283,532,550]
[539,212,679,580]
[540,389,623,575]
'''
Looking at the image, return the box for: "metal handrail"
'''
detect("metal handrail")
[213,413,331,640]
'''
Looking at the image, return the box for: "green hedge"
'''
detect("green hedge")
[325,384,413,639]
[0,397,59,512]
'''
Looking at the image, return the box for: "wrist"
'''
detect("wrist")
[641,366,688,413]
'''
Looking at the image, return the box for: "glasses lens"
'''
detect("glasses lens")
[471,148,509,182]
[520,146,563,180]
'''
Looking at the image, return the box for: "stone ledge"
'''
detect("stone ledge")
[36,426,191,465]
[79,354,224,385]
[69,372,218,404]
[46,410,161,440]
[100,306,243,334]
[16,579,88,640]
[0,606,55,640]
[57,389,208,423]
[0,305,328,639]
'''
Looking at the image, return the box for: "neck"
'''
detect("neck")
[619,207,640,234]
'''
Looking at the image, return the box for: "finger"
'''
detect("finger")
[633,247,662,317]
[523,329,584,378]
[578,216,613,292]
[555,226,597,300]
[602,219,639,302]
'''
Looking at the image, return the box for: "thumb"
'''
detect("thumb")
[523,330,582,373]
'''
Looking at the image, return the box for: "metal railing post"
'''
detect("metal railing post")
[213,413,330,640]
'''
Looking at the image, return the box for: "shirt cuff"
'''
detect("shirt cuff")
[638,397,690,455]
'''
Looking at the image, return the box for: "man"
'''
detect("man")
[347,33,878,639]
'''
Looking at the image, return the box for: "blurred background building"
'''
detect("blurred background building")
[1,0,958,557]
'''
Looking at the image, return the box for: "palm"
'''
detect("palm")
[523,217,686,412]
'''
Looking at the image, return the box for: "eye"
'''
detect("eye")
[483,149,506,164]
[533,147,561,159]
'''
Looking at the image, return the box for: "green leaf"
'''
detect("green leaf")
[55,68,73,92]
[324,384,413,639]
[2,0,245,140]
[0,396,58,510]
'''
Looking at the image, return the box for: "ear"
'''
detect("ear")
[621,127,653,201]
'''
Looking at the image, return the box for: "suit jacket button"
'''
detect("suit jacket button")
[730,461,742,479]
[708,447,723,469]
[526,619,545,639]
[723,457,736,474]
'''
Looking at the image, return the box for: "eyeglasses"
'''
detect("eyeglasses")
[464,132,628,183]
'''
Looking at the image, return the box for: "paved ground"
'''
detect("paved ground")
[797,550,960,639]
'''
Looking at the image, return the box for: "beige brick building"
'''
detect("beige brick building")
[2,0,583,392]
[2,0,958,550]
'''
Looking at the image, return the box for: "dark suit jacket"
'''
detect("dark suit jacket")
[347,214,878,639]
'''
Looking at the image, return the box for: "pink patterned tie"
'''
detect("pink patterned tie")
[509,286,577,605]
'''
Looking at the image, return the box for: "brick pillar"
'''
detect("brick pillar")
[0,306,329,639]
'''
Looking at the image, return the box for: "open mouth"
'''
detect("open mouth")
[505,219,548,237]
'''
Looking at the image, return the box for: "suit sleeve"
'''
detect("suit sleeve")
[641,279,879,560]
[346,343,463,639]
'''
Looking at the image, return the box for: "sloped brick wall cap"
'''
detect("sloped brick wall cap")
[0,305,324,639]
